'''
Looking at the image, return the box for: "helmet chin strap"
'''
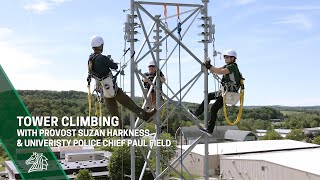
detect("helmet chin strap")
[100,44,104,53]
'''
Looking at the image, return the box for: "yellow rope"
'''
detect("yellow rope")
[99,101,102,117]
[92,94,103,130]
[95,101,99,116]
[87,85,92,117]
[223,79,245,125]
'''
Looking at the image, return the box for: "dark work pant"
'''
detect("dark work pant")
[105,88,145,128]
[195,91,224,132]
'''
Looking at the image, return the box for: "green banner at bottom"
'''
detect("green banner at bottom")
[0,65,69,180]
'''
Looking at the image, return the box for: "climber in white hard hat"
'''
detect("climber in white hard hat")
[189,49,243,134]
[87,36,157,128]
[143,59,166,109]
[91,35,104,47]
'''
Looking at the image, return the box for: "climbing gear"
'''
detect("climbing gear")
[87,53,100,117]
[221,63,242,89]
[86,48,134,116]
[222,79,245,125]
[112,50,135,83]
[99,73,118,98]
[210,50,244,126]
[93,90,103,117]
[224,49,237,59]
[90,35,104,47]
[87,83,92,117]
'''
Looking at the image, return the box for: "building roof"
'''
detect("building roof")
[224,130,257,141]
[67,171,109,179]
[178,140,320,156]
[181,126,239,139]
[65,151,105,156]
[60,159,108,170]
[256,129,292,134]
[51,146,94,152]
[304,127,320,131]
[5,159,109,175]
[222,147,320,175]
[303,127,320,135]
[4,161,19,174]
[4,150,111,175]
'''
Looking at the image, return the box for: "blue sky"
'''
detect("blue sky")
[0,0,319,106]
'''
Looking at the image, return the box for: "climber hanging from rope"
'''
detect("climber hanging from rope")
[189,49,244,134]
[87,35,157,129]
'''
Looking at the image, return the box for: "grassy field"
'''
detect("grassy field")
[280,111,303,116]
[171,171,200,179]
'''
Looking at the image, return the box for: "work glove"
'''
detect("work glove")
[204,60,212,69]
[87,75,91,85]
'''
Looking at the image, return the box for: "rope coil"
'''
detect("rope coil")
[223,79,245,125]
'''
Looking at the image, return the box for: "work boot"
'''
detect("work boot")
[198,127,213,137]
[142,108,157,121]
[188,109,196,116]
[188,109,199,119]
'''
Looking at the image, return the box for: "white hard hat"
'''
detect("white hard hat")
[224,49,237,59]
[90,35,104,47]
[148,59,156,67]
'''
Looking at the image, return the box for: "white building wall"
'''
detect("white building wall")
[175,151,204,177]
[175,150,220,177]
[65,152,104,162]
[220,159,320,180]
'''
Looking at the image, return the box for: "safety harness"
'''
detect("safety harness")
[222,70,245,125]
[86,50,134,117]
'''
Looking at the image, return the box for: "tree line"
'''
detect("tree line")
[17,90,320,136]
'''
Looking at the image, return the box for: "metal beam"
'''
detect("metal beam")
[128,1,213,179]
[203,1,209,179]
[156,135,204,178]
[138,4,203,65]
[130,1,136,179]
[134,22,156,63]
[135,7,156,64]
[135,5,201,64]
[137,1,203,8]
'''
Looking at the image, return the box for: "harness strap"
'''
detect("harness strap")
[223,79,245,125]
[87,85,92,117]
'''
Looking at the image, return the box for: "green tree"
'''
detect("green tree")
[109,134,176,180]
[312,136,320,145]
[261,130,282,140]
[108,144,146,180]
[149,133,176,172]
[238,118,255,131]
[253,119,272,130]
[75,169,94,180]
[286,129,306,141]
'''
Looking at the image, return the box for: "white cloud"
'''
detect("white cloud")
[224,0,256,7]
[24,1,50,14]
[0,41,51,76]
[273,14,313,30]
[276,5,320,11]
[0,27,13,38]
[0,41,87,91]
[50,0,70,4]
[235,0,256,5]
[15,73,86,92]
[23,0,70,14]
